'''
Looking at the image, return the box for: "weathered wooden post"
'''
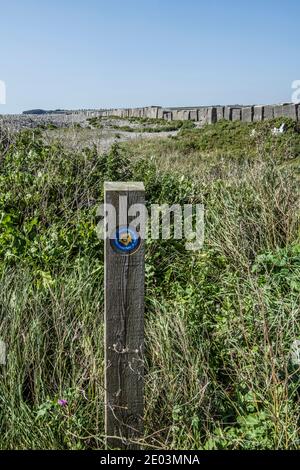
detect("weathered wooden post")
[0,340,6,366]
[104,182,145,449]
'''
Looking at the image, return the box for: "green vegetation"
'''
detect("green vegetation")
[36,123,59,130]
[87,115,195,133]
[0,119,299,449]
[175,118,300,158]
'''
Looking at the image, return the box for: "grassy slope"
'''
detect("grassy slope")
[0,120,299,449]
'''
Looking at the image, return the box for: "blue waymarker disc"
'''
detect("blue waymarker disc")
[110,226,141,255]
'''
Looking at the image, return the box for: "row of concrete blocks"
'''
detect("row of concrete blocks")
[100,103,299,124]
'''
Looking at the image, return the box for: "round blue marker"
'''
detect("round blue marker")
[110,226,141,255]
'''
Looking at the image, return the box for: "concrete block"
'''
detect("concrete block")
[145,106,159,119]
[207,107,217,124]
[163,111,172,121]
[142,107,149,118]
[143,107,151,118]
[242,106,253,122]
[216,106,224,121]
[273,103,297,120]
[189,110,197,121]
[253,106,264,122]
[197,108,207,124]
[154,107,161,119]
[183,110,190,120]
[176,110,186,120]
[282,104,297,120]
[263,105,274,120]
[197,107,216,124]
[172,109,179,120]
[157,108,164,119]
[273,105,284,118]
[224,106,232,120]
[231,108,241,121]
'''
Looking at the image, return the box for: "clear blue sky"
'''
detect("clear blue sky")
[0,0,299,114]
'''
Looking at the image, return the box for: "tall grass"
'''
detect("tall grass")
[0,122,299,449]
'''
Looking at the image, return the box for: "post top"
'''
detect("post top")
[104,181,145,191]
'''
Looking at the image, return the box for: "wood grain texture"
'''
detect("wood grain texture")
[104,182,145,449]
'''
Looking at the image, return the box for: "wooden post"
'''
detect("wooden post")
[104,182,145,449]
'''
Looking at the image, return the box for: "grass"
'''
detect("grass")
[0,120,299,449]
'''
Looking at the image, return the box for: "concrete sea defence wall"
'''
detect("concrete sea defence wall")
[6,104,298,130]
[98,103,300,125]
